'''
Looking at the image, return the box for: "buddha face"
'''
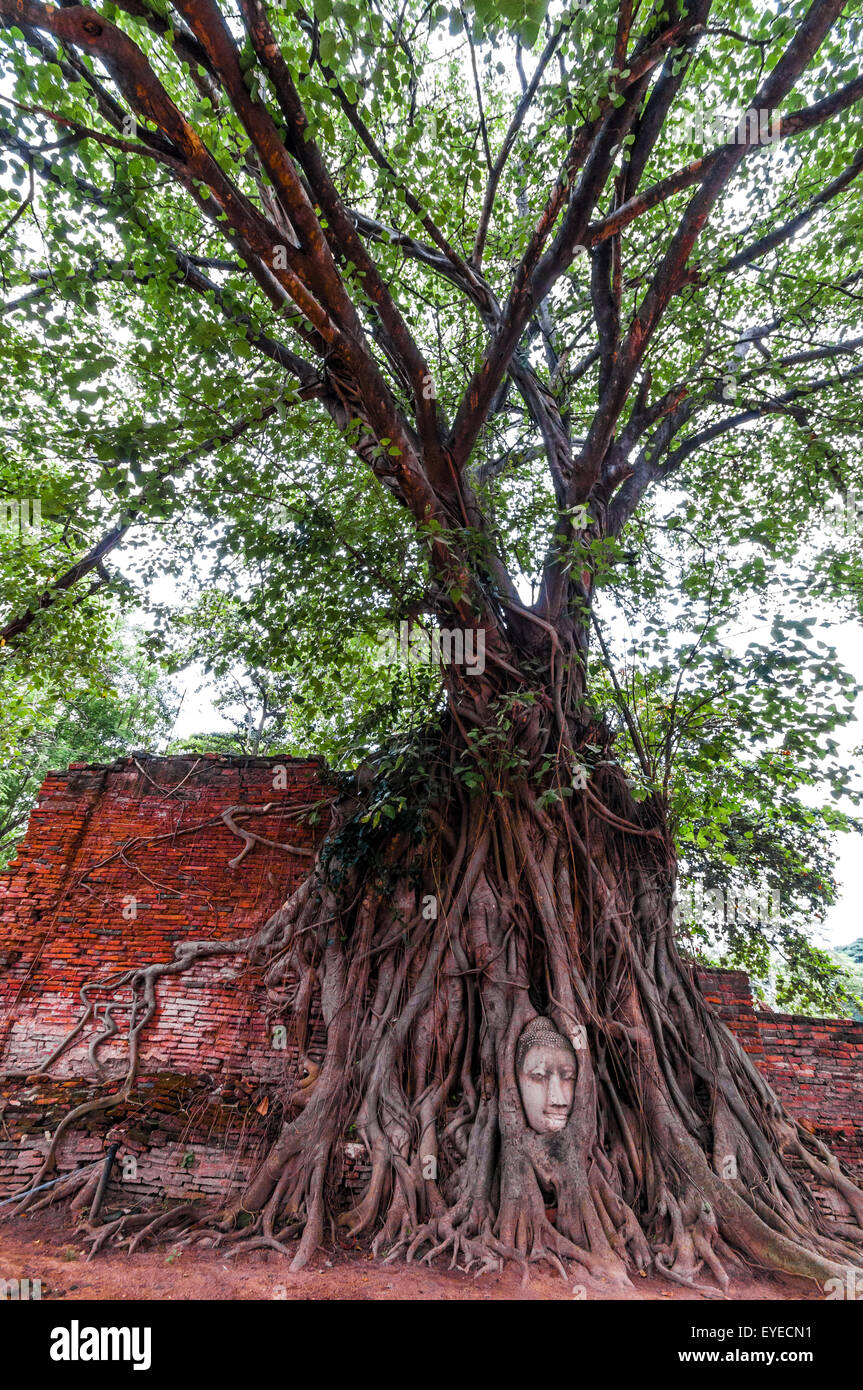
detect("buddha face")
[517,1035,576,1134]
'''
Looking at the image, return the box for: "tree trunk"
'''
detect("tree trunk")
[225,698,863,1290]
[11,653,863,1292]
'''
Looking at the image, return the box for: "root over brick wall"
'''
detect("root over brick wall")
[0,755,861,1219]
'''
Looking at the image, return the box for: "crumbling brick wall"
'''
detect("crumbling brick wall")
[0,755,340,1208]
[0,754,331,1081]
[697,967,863,1180]
[0,757,860,1215]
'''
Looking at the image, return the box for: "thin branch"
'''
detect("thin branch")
[472,24,562,267]
[460,4,492,174]
[590,610,653,782]
[0,401,287,647]
[656,360,863,478]
[0,161,33,239]
[719,144,863,274]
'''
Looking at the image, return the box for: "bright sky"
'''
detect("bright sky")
[810,618,863,951]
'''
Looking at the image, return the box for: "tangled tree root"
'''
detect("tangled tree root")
[5,717,863,1296]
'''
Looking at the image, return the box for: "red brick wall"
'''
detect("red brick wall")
[0,755,338,1206]
[0,754,331,1082]
[0,757,860,1211]
[697,967,863,1179]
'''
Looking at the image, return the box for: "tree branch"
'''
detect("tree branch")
[472,23,562,267]
[589,75,863,249]
[0,399,292,647]
[719,144,863,274]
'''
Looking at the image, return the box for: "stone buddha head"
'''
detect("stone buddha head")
[516,1016,577,1134]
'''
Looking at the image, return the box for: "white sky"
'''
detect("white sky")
[808,618,863,951]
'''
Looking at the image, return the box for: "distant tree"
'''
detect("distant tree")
[163,586,440,760]
[0,635,176,866]
[833,938,863,1019]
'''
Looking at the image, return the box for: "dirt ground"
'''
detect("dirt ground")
[0,1207,827,1300]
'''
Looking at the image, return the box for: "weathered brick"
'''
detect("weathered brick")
[0,759,857,1208]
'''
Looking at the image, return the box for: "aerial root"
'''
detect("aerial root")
[86,1218,126,1260]
[654,1254,730,1299]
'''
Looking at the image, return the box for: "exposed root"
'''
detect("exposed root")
[126,1204,200,1254]
[6,711,863,1295]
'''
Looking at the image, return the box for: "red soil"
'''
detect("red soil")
[0,1207,824,1301]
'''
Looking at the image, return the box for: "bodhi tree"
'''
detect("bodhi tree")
[2,0,863,1291]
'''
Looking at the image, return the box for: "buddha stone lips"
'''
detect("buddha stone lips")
[516,1017,577,1134]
